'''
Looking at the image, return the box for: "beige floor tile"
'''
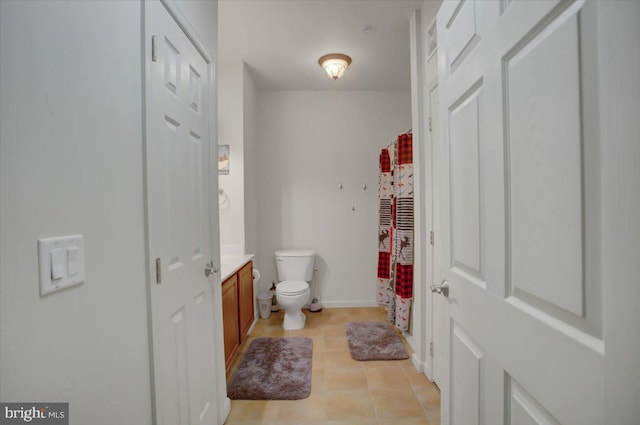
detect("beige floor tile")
[324,349,363,369]
[225,308,440,425]
[380,417,432,425]
[270,421,329,425]
[307,310,331,321]
[304,314,324,324]
[402,340,414,354]
[324,324,347,337]
[327,308,351,316]
[345,308,373,317]
[403,370,432,386]
[425,409,441,425]
[358,307,387,316]
[370,388,427,420]
[285,327,324,338]
[324,336,349,351]
[414,384,440,409]
[327,390,377,421]
[249,322,268,335]
[325,368,368,391]
[275,394,328,422]
[262,326,286,337]
[417,390,440,425]
[311,368,326,394]
[267,312,284,327]
[309,334,326,351]
[226,399,280,422]
[327,314,351,325]
[312,349,325,370]
[365,367,411,390]
[350,314,381,322]
[223,420,263,425]
[361,358,413,369]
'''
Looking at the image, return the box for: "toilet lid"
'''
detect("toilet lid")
[276,280,309,295]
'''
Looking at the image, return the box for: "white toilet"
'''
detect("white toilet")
[274,249,315,330]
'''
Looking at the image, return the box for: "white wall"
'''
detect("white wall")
[218,62,246,254]
[256,91,411,302]
[0,2,150,424]
[0,1,219,424]
[243,65,259,263]
[218,62,259,262]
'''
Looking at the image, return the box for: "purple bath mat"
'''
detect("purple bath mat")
[227,337,313,400]
[346,322,409,361]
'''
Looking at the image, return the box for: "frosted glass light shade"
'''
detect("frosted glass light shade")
[318,53,352,80]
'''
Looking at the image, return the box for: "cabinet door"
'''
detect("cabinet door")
[221,275,239,368]
[238,261,254,340]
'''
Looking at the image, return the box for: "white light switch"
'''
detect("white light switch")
[50,249,66,280]
[67,247,79,276]
[38,235,85,296]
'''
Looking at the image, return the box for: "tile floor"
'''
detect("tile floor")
[225,307,441,425]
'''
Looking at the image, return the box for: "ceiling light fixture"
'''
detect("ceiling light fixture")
[318,53,352,80]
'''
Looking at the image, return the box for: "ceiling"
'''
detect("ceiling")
[218,0,425,91]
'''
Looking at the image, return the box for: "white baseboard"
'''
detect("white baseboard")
[411,352,427,374]
[320,300,379,308]
[403,331,417,352]
[246,316,259,335]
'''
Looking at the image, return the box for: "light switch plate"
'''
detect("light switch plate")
[38,235,84,296]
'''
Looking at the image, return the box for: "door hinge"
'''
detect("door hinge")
[430,231,434,246]
[430,342,434,357]
[155,258,162,284]
[428,117,432,132]
[151,35,158,62]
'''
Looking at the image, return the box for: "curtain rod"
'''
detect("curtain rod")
[386,128,412,149]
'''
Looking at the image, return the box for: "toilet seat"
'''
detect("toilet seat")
[276,280,309,296]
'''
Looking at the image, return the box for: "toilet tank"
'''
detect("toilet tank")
[275,250,315,281]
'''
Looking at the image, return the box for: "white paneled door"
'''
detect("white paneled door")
[145,2,219,425]
[436,1,614,424]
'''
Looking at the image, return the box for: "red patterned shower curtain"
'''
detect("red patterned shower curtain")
[377,133,414,331]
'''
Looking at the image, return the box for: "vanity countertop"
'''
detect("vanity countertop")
[220,254,254,282]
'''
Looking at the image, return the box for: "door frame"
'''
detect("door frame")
[142,1,228,424]
[408,7,430,375]
[426,79,443,386]
[423,13,442,384]
[409,6,444,384]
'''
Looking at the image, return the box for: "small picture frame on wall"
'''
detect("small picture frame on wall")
[218,145,229,175]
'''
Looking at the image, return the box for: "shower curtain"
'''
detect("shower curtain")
[377,133,414,331]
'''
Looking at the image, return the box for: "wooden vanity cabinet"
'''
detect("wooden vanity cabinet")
[238,262,255,338]
[221,274,240,367]
[221,260,254,369]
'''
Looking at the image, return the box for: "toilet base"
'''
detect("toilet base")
[282,308,306,330]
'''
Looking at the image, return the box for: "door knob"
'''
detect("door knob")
[430,280,449,297]
[204,261,219,277]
